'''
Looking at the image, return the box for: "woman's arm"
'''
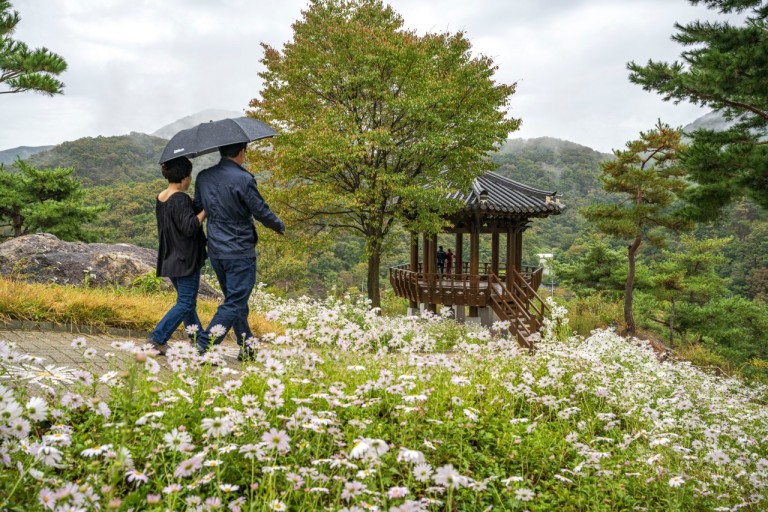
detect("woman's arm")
[171,194,203,237]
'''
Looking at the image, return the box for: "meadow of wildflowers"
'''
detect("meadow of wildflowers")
[1,287,767,511]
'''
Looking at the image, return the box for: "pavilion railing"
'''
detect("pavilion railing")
[389,265,549,316]
[413,261,540,279]
[389,265,487,307]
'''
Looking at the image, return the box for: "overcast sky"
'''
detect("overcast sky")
[1,0,738,153]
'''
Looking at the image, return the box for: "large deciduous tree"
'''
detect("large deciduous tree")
[0,160,102,241]
[627,0,768,219]
[249,0,519,307]
[0,1,66,95]
[583,122,692,334]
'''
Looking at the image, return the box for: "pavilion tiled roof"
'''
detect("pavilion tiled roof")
[447,171,563,217]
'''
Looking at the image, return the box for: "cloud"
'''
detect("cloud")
[0,0,741,152]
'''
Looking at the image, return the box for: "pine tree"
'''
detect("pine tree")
[628,0,768,219]
[0,1,66,95]
[583,122,692,334]
[650,235,731,344]
[250,0,519,307]
[0,161,103,241]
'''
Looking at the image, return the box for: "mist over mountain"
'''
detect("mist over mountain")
[682,111,735,133]
[151,109,241,139]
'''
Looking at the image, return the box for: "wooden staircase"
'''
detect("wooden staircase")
[487,270,549,350]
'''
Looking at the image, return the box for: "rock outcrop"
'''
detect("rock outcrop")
[0,233,220,298]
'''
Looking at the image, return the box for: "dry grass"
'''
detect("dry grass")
[563,293,624,336]
[0,277,276,337]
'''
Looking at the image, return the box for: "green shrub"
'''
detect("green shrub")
[131,272,163,294]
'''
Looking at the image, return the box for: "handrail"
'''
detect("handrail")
[512,268,549,323]
[486,273,534,349]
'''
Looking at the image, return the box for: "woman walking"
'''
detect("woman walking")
[148,156,206,354]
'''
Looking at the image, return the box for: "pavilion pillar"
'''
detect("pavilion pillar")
[427,234,438,313]
[453,232,465,321]
[455,233,463,276]
[408,233,418,312]
[470,228,480,277]
[515,230,523,273]
[506,227,516,290]
[420,233,430,316]
[468,222,480,321]
[491,233,500,276]
[431,234,438,268]
[420,234,435,314]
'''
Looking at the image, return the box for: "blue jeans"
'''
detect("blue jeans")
[197,257,255,352]
[150,271,202,344]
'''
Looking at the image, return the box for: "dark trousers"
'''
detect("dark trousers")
[150,271,201,344]
[197,257,255,351]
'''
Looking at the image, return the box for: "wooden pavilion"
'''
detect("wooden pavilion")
[389,171,563,348]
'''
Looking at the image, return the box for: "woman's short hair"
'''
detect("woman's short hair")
[161,157,192,183]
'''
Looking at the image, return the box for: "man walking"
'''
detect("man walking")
[193,142,285,360]
[436,245,447,274]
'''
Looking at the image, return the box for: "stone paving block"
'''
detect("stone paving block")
[0,328,245,381]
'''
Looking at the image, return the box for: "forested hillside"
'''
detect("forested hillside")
[24,132,168,186]
[22,132,221,187]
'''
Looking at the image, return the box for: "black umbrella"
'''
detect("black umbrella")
[159,116,278,163]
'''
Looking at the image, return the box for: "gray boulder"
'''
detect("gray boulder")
[0,233,220,298]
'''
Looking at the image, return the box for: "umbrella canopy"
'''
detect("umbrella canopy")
[159,116,278,163]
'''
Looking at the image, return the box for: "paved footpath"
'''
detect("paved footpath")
[0,323,242,375]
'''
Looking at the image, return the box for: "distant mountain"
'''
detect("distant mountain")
[0,145,54,165]
[152,109,241,139]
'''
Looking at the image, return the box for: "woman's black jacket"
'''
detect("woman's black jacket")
[155,192,206,278]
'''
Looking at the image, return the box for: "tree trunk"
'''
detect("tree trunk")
[366,243,381,309]
[669,297,676,346]
[625,235,642,334]
[12,208,22,237]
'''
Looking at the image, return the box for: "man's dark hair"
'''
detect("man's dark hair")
[161,156,192,183]
[219,142,247,158]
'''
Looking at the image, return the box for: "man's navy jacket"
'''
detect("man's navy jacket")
[193,158,285,260]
